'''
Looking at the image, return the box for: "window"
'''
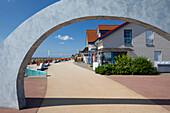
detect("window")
[103,52,112,64]
[154,51,162,61]
[124,30,132,45]
[146,30,154,46]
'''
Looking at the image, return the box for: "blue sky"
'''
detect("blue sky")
[0,0,124,57]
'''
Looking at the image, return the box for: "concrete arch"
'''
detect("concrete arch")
[0,0,170,110]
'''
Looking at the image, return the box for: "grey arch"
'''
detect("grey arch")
[0,0,170,110]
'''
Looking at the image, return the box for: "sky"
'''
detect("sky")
[0,0,124,58]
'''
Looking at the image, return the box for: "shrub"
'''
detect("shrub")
[114,54,132,75]
[111,64,117,75]
[132,57,158,75]
[95,65,105,75]
[95,55,158,75]
[95,64,114,75]
[104,64,113,75]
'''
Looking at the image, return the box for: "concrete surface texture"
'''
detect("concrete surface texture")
[37,61,169,113]
[0,0,170,109]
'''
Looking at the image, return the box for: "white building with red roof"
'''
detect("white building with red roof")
[83,22,170,67]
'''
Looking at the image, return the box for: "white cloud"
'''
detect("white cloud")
[59,42,64,44]
[55,35,74,40]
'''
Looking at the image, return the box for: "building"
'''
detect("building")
[82,22,170,66]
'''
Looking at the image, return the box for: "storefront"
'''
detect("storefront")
[87,48,132,65]
[97,48,133,65]
[102,52,127,65]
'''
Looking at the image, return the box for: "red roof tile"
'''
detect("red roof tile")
[87,22,129,44]
[97,22,129,40]
[98,25,119,31]
[86,30,98,43]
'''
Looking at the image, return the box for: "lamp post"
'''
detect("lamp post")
[48,50,50,63]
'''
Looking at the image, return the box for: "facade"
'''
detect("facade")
[83,22,170,66]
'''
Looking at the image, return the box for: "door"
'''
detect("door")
[154,51,162,61]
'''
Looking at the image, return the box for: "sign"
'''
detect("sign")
[93,62,99,70]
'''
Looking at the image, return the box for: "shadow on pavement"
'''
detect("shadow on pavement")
[25,98,170,109]
[25,98,44,109]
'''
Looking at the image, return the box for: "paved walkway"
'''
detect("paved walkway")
[0,79,47,113]
[37,61,169,113]
[74,61,170,111]
[108,75,170,111]
[73,62,93,71]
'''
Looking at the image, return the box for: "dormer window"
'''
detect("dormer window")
[146,30,154,46]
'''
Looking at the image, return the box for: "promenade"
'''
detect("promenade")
[37,61,169,113]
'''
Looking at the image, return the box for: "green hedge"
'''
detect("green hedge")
[95,54,158,75]
[131,57,158,75]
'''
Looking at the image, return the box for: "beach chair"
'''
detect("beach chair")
[37,63,44,70]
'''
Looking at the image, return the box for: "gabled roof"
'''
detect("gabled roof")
[88,22,130,44]
[98,25,119,31]
[86,30,98,43]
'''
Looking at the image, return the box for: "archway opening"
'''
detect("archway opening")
[18,16,170,109]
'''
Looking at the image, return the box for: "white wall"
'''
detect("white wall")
[97,41,103,49]
[100,23,170,62]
